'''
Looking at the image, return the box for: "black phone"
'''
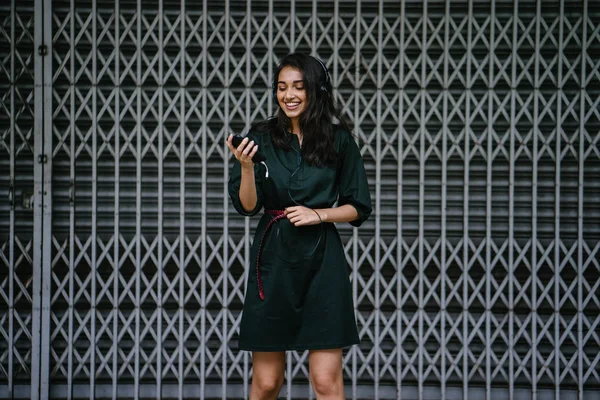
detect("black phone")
[231,135,266,162]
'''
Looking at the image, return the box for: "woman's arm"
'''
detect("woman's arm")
[226,134,260,212]
[238,165,258,212]
[285,204,358,226]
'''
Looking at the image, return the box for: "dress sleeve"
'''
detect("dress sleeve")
[337,133,372,227]
[228,133,264,216]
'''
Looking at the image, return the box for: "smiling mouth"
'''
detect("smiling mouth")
[285,102,300,109]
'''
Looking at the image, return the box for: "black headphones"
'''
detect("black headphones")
[273,55,330,98]
[312,56,330,93]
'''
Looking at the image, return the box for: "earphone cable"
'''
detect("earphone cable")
[286,139,324,259]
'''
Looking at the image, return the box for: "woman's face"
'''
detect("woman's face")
[276,66,307,123]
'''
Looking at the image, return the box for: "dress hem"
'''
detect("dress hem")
[238,340,359,352]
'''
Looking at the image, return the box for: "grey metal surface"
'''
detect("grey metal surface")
[0,0,599,399]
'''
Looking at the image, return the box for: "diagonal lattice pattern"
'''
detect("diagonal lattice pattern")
[0,1,599,399]
[0,2,36,397]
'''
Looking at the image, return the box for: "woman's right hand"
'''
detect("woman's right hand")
[226,134,259,169]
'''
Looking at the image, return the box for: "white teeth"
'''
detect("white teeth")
[286,102,299,107]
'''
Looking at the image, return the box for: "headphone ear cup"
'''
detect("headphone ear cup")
[312,56,330,93]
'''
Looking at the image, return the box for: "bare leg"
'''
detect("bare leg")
[308,349,345,400]
[250,351,286,400]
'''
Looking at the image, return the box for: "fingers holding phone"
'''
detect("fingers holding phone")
[227,134,259,168]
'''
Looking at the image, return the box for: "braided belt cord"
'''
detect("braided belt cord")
[256,210,286,300]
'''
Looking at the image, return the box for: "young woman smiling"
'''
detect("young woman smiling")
[226,53,372,400]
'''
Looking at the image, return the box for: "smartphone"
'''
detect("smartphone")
[231,135,266,162]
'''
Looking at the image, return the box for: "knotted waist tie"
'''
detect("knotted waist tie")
[256,209,286,300]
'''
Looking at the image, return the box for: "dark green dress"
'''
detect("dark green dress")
[229,122,372,352]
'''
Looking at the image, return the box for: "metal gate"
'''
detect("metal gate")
[1,0,599,399]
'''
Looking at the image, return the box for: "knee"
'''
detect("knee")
[310,370,343,397]
[252,374,283,398]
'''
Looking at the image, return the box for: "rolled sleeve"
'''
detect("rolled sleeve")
[337,133,372,227]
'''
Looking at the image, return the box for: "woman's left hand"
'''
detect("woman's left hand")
[285,206,322,226]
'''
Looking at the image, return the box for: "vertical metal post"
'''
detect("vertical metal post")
[68,1,75,398]
[486,2,496,399]
[397,2,406,399]
[463,1,473,398]
[91,0,98,397]
[31,0,52,398]
[157,1,164,398]
[419,1,428,399]
[312,0,317,54]
[441,1,450,398]
[200,0,207,398]
[268,0,274,114]
[135,0,142,397]
[577,1,587,397]
[376,0,383,397]
[178,0,186,398]
[223,2,231,398]
[555,2,564,399]
[333,0,338,99]
[8,1,15,396]
[178,0,185,391]
[532,1,541,399]
[30,0,41,396]
[112,1,121,398]
[290,0,295,53]
[40,0,53,391]
[509,1,518,399]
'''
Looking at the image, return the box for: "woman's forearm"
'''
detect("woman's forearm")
[238,165,258,212]
[314,204,358,223]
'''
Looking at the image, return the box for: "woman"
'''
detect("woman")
[226,53,372,400]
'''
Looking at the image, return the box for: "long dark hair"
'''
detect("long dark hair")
[270,53,350,167]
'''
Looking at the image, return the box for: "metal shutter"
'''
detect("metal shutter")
[1,1,599,399]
